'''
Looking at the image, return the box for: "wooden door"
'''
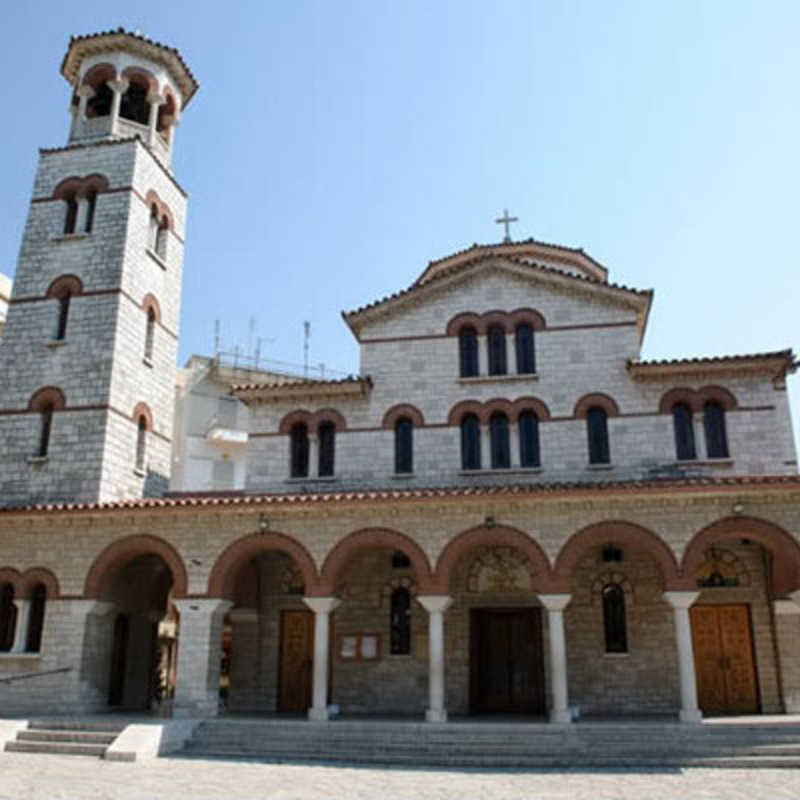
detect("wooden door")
[278,610,314,712]
[471,608,545,714]
[690,604,758,715]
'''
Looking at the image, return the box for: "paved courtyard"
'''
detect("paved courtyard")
[1,753,800,800]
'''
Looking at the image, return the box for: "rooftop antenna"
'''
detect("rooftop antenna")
[214,319,221,357]
[247,316,256,360]
[303,321,311,378]
[254,337,262,369]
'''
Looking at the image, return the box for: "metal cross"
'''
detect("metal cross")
[495,208,518,243]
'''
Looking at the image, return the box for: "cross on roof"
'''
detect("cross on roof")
[495,208,518,243]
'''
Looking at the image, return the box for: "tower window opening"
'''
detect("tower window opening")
[38,404,54,458]
[394,417,413,474]
[54,293,71,341]
[318,421,336,477]
[515,324,536,374]
[586,406,610,465]
[290,423,309,478]
[487,325,507,375]
[144,308,156,362]
[135,416,148,472]
[86,82,113,118]
[120,80,150,125]
[84,191,97,234]
[155,216,169,259]
[63,193,78,235]
[459,327,478,377]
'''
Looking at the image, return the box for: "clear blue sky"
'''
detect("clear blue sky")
[2,2,798,444]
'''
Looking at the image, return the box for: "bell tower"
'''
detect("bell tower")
[0,29,198,506]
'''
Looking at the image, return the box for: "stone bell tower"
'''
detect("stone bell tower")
[0,29,198,506]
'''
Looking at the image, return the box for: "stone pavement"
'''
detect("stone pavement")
[2,753,800,800]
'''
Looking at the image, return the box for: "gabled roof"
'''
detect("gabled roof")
[61,27,199,106]
[628,350,797,382]
[343,250,652,343]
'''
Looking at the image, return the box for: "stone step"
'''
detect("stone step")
[5,740,109,757]
[17,729,118,745]
[27,719,126,733]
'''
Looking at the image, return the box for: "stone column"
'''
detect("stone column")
[173,598,233,718]
[693,413,706,459]
[509,422,521,468]
[10,600,30,653]
[417,595,453,722]
[539,594,572,723]
[74,198,89,235]
[147,93,165,147]
[663,591,702,723]
[302,596,340,721]
[480,426,491,470]
[107,79,129,135]
[775,594,800,712]
[227,607,260,712]
[308,434,319,479]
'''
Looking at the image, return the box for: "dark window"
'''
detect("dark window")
[135,416,147,471]
[394,418,413,474]
[586,406,610,464]
[672,403,696,461]
[515,324,535,374]
[318,421,335,477]
[487,325,507,375]
[55,293,71,341]
[149,206,160,249]
[26,584,46,653]
[87,82,113,118]
[290,423,309,478]
[85,191,97,233]
[38,404,54,458]
[391,551,411,569]
[155,217,169,259]
[704,401,729,459]
[0,584,15,652]
[489,412,510,469]
[460,413,481,470]
[64,194,78,235]
[120,81,150,125]
[144,309,156,361]
[459,327,478,377]
[390,587,411,655]
[602,583,627,653]
[519,410,540,468]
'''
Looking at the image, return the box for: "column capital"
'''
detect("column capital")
[107,78,129,93]
[789,589,800,607]
[663,591,700,610]
[147,92,166,106]
[417,595,453,614]
[303,596,340,615]
[76,84,96,99]
[538,593,571,612]
[776,598,800,615]
[173,598,233,617]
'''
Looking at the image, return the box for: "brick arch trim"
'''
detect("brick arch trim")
[433,524,554,593]
[681,515,800,595]
[512,396,551,422]
[144,190,175,231]
[84,534,189,598]
[446,313,482,336]
[573,392,620,419]
[699,385,737,411]
[28,386,66,412]
[659,387,700,414]
[0,567,24,596]
[553,520,680,592]
[141,293,162,323]
[278,410,314,435]
[207,531,319,598]
[21,567,60,599]
[508,307,547,331]
[45,275,83,300]
[481,310,511,333]
[81,62,117,88]
[315,528,435,596]
[483,398,515,423]
[120,65,159,93]
[382,404,425,429]
[447,400,485,426]
[53,175,110,201]
[132,402,154,431]
[315,408,347,432]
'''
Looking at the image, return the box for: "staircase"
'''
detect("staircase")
[180,717,800,768]
[5,719,125,758]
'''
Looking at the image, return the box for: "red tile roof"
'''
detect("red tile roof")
[628,350,797,378]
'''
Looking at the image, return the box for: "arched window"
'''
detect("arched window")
[144,308,156,362]
[487,325,507,375]
[120,79,150,125]
[489,412,510,469]
[704,401,729,459]
[519,410,540,468]
[29,387,65,458]
[0,583,16,652]
[46,277,82,341]
[459,327,478,377]
[37,404,54,458]
[602,583,627,653]
[63,193,78,235]
[149,205,160,250]
[155,216,169,259]
[318,421,336,477]
[56,294,71,341]
[515,324,535,374]
[290,423,309,478]
[86,82,113,118]
[157,93,176,136]
[26,584,46,653]
[460,413,481,470]
[672,403,696,461]
[394,418,413,474]
[84,190,97,234]
[586,406,610,465]
[390,587,411,655]
[135,415,148,471]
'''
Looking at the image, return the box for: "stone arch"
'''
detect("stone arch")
[554,521,680,591]
[52,175,109,201]
[144,190,174,231]
[681,515,800,595]
[481,310,511,333]
[434,524,554,593]
[511,396,551,422]
[658,387,700,414]
[120,66,158,93]
[84,534,189,599]
[0,568,24,596]
[207,531,318,599]
[45,274,83,300]
[382,403,425,429]
[590,570,635,607]
[508,307,547,331]
[447,400,484,426]
[317,528,435,596]
[573,393,620,419]
[81,62,117,89]
[483,398,515,423]
[698,385,737,411]
[278,409,314,435]
[158,87,179,133]
[21,567,60,599]
[141,293,162,324]
[132,401,154,431]
[28,386,66,412]
[315,408,347,432]
[446,312,481,336]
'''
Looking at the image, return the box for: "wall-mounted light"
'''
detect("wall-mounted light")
[259,513,270,532]
[733,503,744,515]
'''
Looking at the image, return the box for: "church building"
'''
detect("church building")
[1,30,800,732]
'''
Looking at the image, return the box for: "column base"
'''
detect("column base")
[679,708,703,724]
[308,706,330,721]
[425,708,448,723]
[549,708,572,724]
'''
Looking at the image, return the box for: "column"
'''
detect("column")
[481,426,491,470]
[308,434,319,479]
[302,596,340,721]
[663,591,702,723]
[173,598,233,718]
[693,413,706,459]
[227,607,260,711]
[509,422,521,468]
[417,595,453,722]
[147,92,165,147]
[539,594,572,723]
[775,593,800,712]
[476,335,486,376]
[107,79,129,135]
[74,197,89,235]
[10,600,30,653]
